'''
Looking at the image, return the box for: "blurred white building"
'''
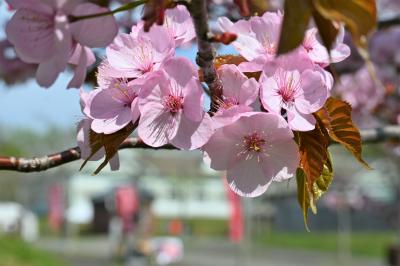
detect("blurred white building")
[0,202,39,242]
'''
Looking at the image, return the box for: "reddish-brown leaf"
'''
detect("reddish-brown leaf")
[80,123,135,174]
[313,0,377,46]
[315,97,370,168]
[234,0,268,16]
[296,123,330,192]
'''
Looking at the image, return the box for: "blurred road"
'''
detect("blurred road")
[38,237,384,266]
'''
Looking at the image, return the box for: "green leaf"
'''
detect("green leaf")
[312,152,334,202]
[311,10,339,52]
[278,0,312,55]
[296,154,334,230]
[296,168,311,231]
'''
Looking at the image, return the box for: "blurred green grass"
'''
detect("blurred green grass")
[256,231,396,257]
[0,236,67,266]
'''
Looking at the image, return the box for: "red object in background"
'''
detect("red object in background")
[223,176,244,243]
[168,218,183,236]
[47,184,64,232]
[115,186,139,232]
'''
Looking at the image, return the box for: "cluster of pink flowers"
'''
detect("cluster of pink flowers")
[6,2,350,197]
[5,0,118,88]
[78,9,349,197]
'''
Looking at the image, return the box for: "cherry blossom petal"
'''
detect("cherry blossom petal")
[138,83,181,147]
[212,105,253,129]
[239,78,259,106]
[89,89,127,119]
[6,9,56,63]
[91,108,132,134]
[162,5,195,46]
[70,3,118,48]
[183,78,204,122]
[68,44,95,66]
[287,109,316,131]
[202,126,245,171]
[260,140,299,182]
[219,64,247,99]
[227,157,273,198]
[295,70,328,114]
[36,59,61,87]
[6,0,53,14]
[260,76,282,113]
[217,17,251,34]
[131,97,140,124]
[67,45,88,89]
[251,113,294,143]
[238,56,268,72]
[163,57,197,87]
[171,114,213,150]
[138,109,181,147]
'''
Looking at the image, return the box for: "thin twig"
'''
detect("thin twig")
[68,0,147,23]
[2,126,400,173]
[0,138,175,173]
[378,16,400,29]
[187,0,223,113]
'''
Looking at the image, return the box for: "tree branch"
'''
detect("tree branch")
[0,138,175,173]
[378,16,400,29]
[2,126,400,173]
[357,125,400,144]
[187,0,223,113]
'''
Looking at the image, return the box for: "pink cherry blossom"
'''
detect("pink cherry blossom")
[213,64,259,128]
[334,66,385,114]
[218,12,283,72]
[138,57,213,150]
[106,25,175,80]
[203,112,299,197]
[67,43,96,89]
[260,66,329,131]
[5,0,117,88]
[147,5,195,46]
[302,27,350,67]
[84,78,142,134]
[78,89,119,170]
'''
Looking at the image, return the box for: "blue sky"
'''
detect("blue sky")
[0,3,235,134]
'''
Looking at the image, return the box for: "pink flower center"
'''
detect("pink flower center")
[275,70,301,108]
[263,37,277,55]
[163,95,183,114]
[265,43,276,55]
[219,97,239,110]
[243,132,266,153]
[133,42,155,74]
[303,30,318,52]
[112,80,138,106]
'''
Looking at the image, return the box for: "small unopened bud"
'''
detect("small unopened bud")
[211,32,238,45]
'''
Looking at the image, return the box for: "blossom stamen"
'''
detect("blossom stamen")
[163,94,183,114]
[243,132,266,153]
